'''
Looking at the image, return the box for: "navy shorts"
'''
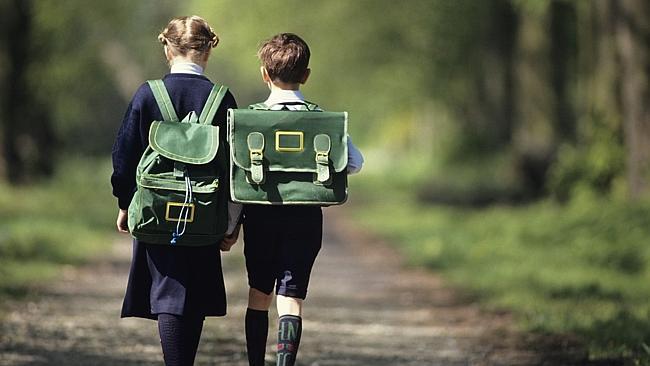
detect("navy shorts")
[243,205,322,299]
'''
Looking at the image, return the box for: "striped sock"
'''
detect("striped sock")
[276,315,302,366]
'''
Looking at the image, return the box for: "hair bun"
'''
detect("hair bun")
[158,32,167,45]
[211,34,220,48]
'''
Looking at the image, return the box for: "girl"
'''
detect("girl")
[111,15,237,366]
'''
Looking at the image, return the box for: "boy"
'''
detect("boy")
[221,33,363,366]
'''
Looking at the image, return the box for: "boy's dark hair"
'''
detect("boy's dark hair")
[257,33,310,84]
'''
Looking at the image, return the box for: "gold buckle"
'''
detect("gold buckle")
[275,131,304,152]
[165,202,195,222]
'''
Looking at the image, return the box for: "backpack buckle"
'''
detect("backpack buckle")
[315,151,329,164]
[314,134,331,185]
[165,202,195,223]
[173,162,186,178]
[247,132,265,184]
[275,131,304,152]
[249,149,263,164]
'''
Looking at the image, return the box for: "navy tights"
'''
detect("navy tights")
[157,313,204,366]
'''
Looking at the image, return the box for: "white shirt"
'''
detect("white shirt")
[170,62,204,75]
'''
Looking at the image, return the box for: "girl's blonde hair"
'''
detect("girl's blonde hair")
[158,15,219,61]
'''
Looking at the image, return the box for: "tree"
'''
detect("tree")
[0,0,55,183]
[613,0,650,198]
[0,0,179,183]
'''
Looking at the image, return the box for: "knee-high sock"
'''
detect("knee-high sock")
[277,315,302,366]
[158,313,204,366]
[246,308,269,366]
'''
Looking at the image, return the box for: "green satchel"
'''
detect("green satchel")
[127,80,230,245]
[228,103,348,205]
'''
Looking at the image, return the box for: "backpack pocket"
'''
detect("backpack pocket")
[129,171,224,245]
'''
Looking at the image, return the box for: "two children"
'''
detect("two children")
[112,17,363,366]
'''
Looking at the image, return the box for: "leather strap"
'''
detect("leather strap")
[147,80,179,122]
[248,101,321,111]
[199,85,228,125]
[304,102,321,111]
[247,132,265,184]
[314,134,331,184]
[248,102,269,110]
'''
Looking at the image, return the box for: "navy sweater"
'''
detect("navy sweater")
[111,73,237,209]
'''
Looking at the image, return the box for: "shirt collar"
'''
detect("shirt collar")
[264,89,305,106]
[170,62,204,75]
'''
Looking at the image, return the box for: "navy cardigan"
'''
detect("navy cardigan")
[111,73,237,209]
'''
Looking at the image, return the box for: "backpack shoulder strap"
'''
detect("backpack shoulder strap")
[147,80,179,122]
[199,84,229,125]
[304,101,322,111]
[247,102,321,111]
[248,102,270,110]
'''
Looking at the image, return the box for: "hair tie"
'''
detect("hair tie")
[211,34,220,48]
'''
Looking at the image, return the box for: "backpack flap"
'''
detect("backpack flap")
[229,109,348,180]
[149,121,220,165]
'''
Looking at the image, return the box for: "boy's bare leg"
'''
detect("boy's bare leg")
[246,288,273,366]
[249,288,273,310]
[275,295,303,366]
[276,295,302,316]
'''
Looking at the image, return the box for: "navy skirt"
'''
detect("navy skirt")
[121,239,227,320]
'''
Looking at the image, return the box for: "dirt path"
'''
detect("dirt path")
[1,207,592,365]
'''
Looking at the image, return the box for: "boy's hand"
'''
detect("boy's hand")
[116,209,129,233]
[220,224,241,251]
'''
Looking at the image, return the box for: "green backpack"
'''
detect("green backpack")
[227,102,348,205]
[127,80,229,245]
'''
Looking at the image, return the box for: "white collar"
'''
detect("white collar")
[264,89,305,106]
[170,62,204,75]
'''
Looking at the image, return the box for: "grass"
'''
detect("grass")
[349,165,650,363]
[0,157,115,295]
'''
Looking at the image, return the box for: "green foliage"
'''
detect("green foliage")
[28,1,179,154]
[351,171,650,362]
[0,158,115,293]
[187,0,503,142]
[548,112,626,200]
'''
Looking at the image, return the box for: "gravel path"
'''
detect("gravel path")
[0,207,594,365]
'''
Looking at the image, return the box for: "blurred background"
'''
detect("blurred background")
[0,0,649,362]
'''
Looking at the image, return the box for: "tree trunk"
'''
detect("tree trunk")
[549,0,577,143]
[613,0,650,198]
[1,0,55,183]
[2,0,30,183]
[482,0,518,145]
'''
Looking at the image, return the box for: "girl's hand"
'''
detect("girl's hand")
[116,209,129,233]
[220,224,241,251]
